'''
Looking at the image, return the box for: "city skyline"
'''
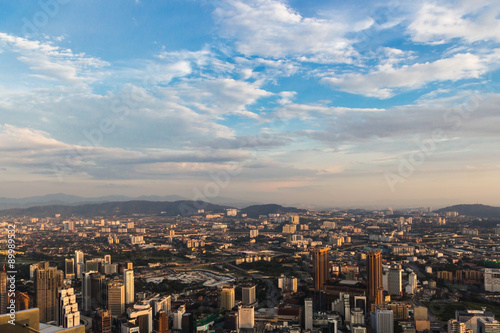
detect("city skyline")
[1,1,500,207]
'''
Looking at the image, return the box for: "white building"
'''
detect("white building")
[57,288,80,328]
[173,305,186,330]
[485,268,500,292]
[375,309,393,333]
[127,302,153,333]
[124,269,135,304]
[305,298,313,331]
[238,305,255,329]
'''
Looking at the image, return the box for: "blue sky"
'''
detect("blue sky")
[1,0,500,208]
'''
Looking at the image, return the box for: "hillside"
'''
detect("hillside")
[0,200,231,218]
[436,204,500,219]
[240,204,306,218]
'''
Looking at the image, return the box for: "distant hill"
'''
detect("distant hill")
[0,193,187,210]
[240,204,306,218]
[436,204,500,219]
[0,200,231,218]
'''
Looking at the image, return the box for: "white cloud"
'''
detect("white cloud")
[408,1,500,44]
[213,0,360,63]
[322,53,487,98]
[0,32,108,86]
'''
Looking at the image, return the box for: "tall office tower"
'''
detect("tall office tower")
[34,262,63,323]
[127,262,133,270]
[75,251,84,278]
[82,271,97,311]
[92,308,112,333]
[375,309,394,333]
[238,305,255,329]
[408,272,417,294]
[86,260,100,272]
[65,258,75,279]
[57,288,80,328]
[388,265,402,296]
[124,269,135,305]
[304,298,313,331]
[242,285,256,305]
[154,310,168,333]
[477,318,500,332]
[90,273,105,310]
[219,285,235,310]
[128,302,153,333]
[153,295,171,316]
[104,255,111,265]
[0,272,7,314]
[182,313,194,333]
[173,305,186,330]
[448,319,467,333]
[312,248,329,290]
[367,250,384,308]
[106,281,125,317]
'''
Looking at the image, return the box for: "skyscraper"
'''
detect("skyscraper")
[107,281,125,317]
[92,308,111,333]
[90,273,105,310]
[219,285,235,311]
[387,265,402,296]
[154,310,168,333]
[65,258,75,279]
[57,288,80,328]
[312,248,329,290]
[124,269,135,305]
[242,284,256,305]
[34,262,63,323]
[367,250,383,308]
[75,251,84,278]
[375,308,393,333]
[304,298,313,331]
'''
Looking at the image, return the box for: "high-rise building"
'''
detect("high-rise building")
[313,248,329,290]
[304,298,313,331]
[124,269,135,305]
[127,302,153,333]
[34,262,63,323]
[367,250,384,308]
[219,285,235,311]
[238,305,255,329]
[408,271,417,294]
[106,281,125,317]
[104,255,111,265]
[173,305,186,330]
[242,285,256,305]
[375,308,393,333]
[154,310,168,333]
[82,271,97,311]
[0,272,7,314]
[477,317,500,332]
[90,273,105,310]
[92,308,111,333]
[278,275,298,292]
[65,258,75,279]
[75,251,84,278]
[153,295,172,316]
[388,265,402,296]
[57,288,80,328]
[182,312,194,333]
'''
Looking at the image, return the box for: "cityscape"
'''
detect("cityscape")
[1,0,500,333]
[0,201,500,333]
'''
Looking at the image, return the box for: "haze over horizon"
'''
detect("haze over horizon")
[1,0,500,208]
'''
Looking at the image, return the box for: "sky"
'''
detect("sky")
[1,0,500,209]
